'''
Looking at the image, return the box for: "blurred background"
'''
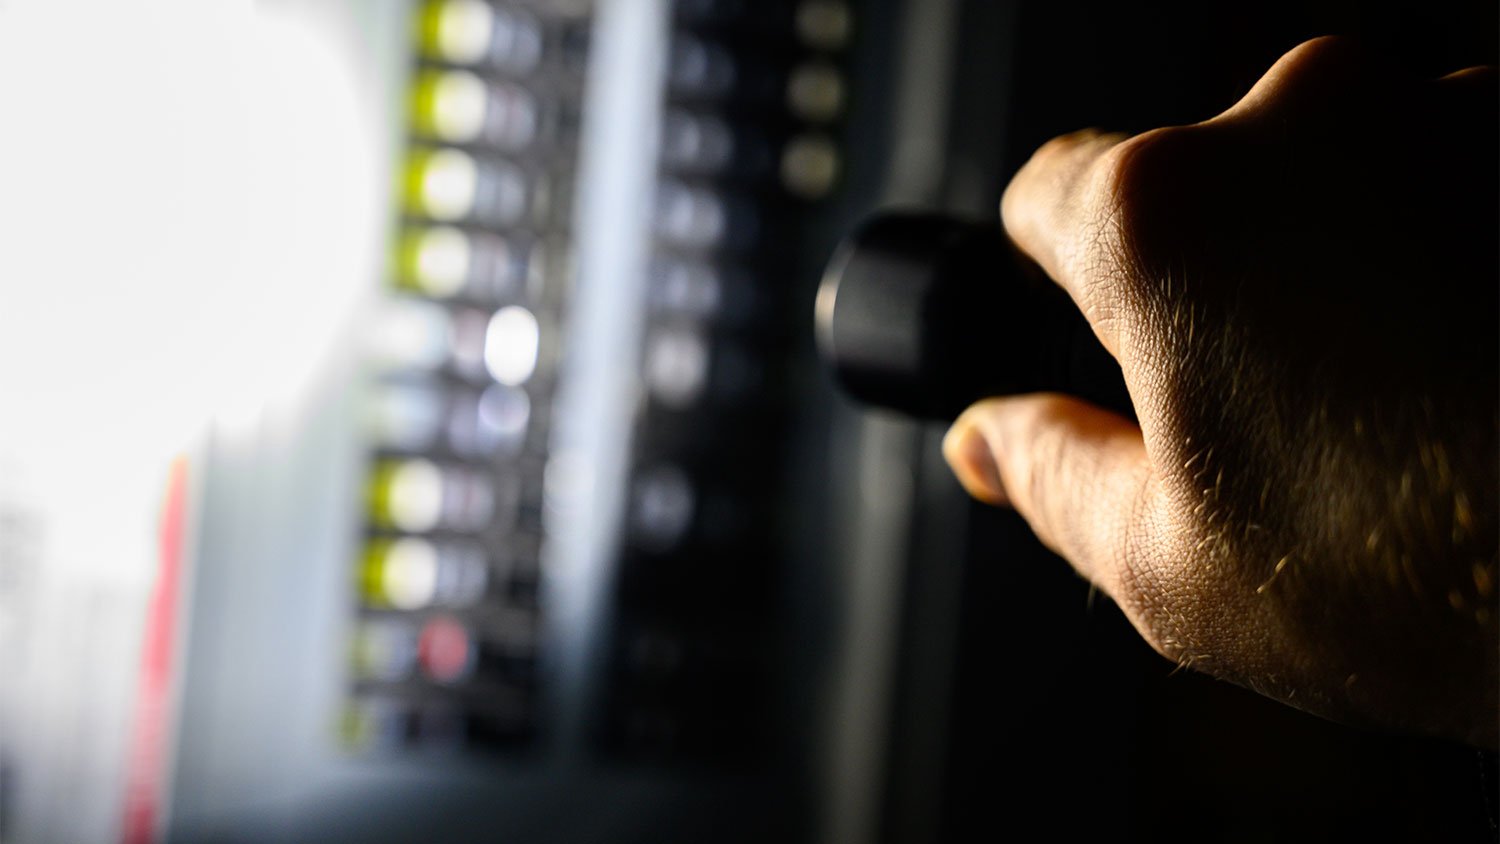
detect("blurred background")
[0,1,1493,842]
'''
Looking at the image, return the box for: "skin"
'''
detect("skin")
[941,36,1498,748]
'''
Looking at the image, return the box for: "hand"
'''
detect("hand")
[942,37,1498,747]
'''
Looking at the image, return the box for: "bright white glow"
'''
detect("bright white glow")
[387,459,445,533]
[381,538,440,610]
[413,226,472,297]
[419,148,479,221]
[541,0,668,755]
[0,0,377,554]
[484,305,540,386]
[0,3,380,839]
[429,70,488,142]
[435,0,494,64]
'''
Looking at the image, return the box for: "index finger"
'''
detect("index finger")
[1000,129,1132,356]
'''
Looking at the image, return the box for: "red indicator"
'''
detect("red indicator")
[418,615,475,684]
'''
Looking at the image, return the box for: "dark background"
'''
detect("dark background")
[896,1,1498,841]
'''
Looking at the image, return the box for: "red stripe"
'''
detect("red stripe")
[121,457,190,844]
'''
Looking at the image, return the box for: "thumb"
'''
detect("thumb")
[942,393,1157,602]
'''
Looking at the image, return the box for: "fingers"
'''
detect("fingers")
[1213,35,1371,122]
[996,36,1377,363]
[1433,65,1498,110]
[1221,37,1495,123]
[1437,65,1497,86]
[942,393,1156,602]
[999,130,1131,355]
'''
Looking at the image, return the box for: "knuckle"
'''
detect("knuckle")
[1238,36,1367,116]
[1032,127,1107,163]
[1085,124,1218,325]
[1276,34,1360,80]
[1095,126,1197,264]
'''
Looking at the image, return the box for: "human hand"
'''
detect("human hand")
[942,37,1498,747]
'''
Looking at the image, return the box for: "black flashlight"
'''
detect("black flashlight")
[814,209,1128,420]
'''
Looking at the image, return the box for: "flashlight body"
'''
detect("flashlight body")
[815,210,1127,420]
